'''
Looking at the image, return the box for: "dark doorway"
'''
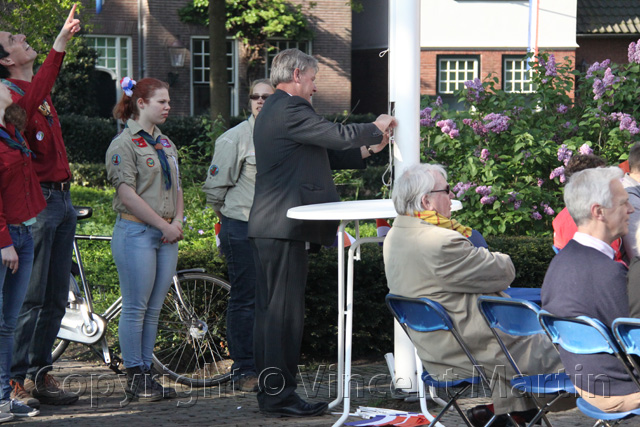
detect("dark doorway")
[92,69,117,118]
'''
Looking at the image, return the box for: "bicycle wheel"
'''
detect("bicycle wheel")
[153,273,232,387]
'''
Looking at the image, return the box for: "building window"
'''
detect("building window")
[85,36,131,79]
[191,37,236,116]
[503,56,535,93]
[265,40,312,77]
[437,56,479,94]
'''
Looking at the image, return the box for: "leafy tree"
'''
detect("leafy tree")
[0,0,88,64]
[0,0,98,115]
[179,0,314,81]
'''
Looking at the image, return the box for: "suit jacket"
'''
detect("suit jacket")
[248,89,383,245]
[383,215,562,400]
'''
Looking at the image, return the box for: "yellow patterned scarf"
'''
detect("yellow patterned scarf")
[412,210,473,237]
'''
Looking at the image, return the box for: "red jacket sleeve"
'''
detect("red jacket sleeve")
[15,49,65,120]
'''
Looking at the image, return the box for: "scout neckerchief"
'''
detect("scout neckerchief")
[0,78,54,126]
[412,210,473,238]
[137,129,172,190]
[0,125,33,156]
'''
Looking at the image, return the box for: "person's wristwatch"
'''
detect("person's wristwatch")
[367,146,375,155]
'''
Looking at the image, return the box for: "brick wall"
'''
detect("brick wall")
[85,0,351,116]
[420,49,576,97]
[85,0,205,117]
[294,0,353,115]
[576,36,637,68]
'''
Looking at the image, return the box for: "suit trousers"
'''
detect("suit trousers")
[251,237,308,409]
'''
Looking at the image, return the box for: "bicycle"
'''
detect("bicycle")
[52,206,233,387]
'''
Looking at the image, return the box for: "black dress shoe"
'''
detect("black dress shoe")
[261,400,328,417]
[466,404,508,427]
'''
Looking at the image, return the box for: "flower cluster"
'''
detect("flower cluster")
[556,104,568,114]
[435,96,443,107]
[549,166,566,183]
[475,185,497,205]
[507,192,522,210]
[452,181,476,198]
[609,112,640,135]
[464,78,485,103]
[593,68,620,100]
[462,118,488,137]
[543,54,557,76]
[531,210,542,220]
[578,143,594,155]
[541,202,555,216]
[483,113,510,134]
[585,59,610,78]
[557,144,572,166]
[537,178,544,187]
[629,40,640,64]
[420,107,437,127]
[436,119,459,138]
[479,148,490,164]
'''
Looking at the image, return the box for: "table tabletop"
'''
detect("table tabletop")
[287,198,462,221]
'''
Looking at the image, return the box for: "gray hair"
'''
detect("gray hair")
[392,164,448,215]
[270,48,318,87]
[564,166,623,226]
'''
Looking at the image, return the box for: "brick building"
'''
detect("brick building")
[575,0,640,71]
[81,0,353,117]
[352,0,579,112]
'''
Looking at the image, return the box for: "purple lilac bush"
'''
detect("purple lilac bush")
[419,45,640,235]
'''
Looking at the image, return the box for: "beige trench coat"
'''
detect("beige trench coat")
[383,215,566,414]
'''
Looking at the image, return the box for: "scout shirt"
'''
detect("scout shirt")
[202,115,256,222]
[105,119,180,220]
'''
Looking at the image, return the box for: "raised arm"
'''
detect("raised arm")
[52,4,81,53]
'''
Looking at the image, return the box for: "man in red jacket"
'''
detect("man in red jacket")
[0,5,80,408]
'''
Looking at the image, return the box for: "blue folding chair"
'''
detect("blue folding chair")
[386,294,514,427]
[612,317,640,385]
[538,311,640,426]
[477,296,576,426]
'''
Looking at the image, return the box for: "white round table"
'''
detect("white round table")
[287,198,462,426]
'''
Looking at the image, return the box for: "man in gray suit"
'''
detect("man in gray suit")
[248,48,396,417]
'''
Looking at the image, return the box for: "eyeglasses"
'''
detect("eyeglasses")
[249,94,270,101]
[430,184,450,194]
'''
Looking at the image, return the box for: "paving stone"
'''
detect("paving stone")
[6,359,640,426]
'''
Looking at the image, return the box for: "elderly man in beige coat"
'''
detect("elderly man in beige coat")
[383,163,568,426]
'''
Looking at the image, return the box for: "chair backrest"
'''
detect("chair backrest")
[613,318,640,357]
[539,310,640,390]
[385,294,454,334]
[538,311,616,355]
[612,318,640,375]
[385,293,489,384]
[477,296,543,337]
[477,296,545,377]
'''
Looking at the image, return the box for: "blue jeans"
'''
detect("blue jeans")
[11,187,76,382]
[0,225,34,400]
[219,215,256,377]
[111,217,178,369]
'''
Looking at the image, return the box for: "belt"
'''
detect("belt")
[41,182,71,191]
[120,213,172,224]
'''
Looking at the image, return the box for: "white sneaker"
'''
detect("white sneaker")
[9,399,39,417]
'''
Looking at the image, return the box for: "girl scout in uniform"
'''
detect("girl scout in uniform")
[105,77,182,402]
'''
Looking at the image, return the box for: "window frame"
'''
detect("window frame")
[436,55,480,96]
[190,36,238,116]
[502,55,536,94]
[264,39,313,78]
